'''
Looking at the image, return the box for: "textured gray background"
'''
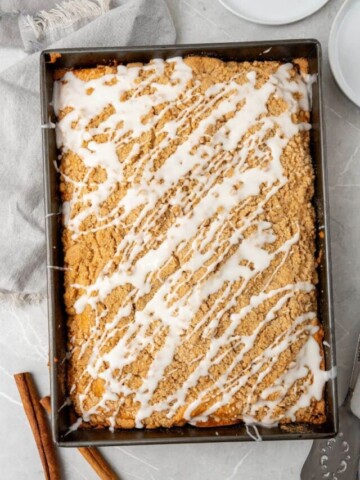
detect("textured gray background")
[1,0,359,478]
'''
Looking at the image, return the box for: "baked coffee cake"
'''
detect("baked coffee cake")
[53,55,331,430]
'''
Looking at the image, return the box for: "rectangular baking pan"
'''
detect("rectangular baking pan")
[40,40,338,446]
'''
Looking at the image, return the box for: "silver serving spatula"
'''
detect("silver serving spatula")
[301,334,360,480]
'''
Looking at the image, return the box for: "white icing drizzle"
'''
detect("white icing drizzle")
[245,424,262,441]
[54,57,331,429]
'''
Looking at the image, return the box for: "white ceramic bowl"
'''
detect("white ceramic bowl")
[329,0,360,108]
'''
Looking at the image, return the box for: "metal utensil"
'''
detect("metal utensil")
[301,334,360,480]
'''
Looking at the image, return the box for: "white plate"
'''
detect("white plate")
[329,0,360,108]
[218,0,329,25]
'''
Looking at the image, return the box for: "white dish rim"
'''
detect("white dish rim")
[217,0,330,26]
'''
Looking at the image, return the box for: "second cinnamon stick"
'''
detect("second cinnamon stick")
[40,396,119,480]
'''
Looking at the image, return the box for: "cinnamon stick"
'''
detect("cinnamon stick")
[14,373,60,480]
[77,447,120,480]
[40,396,119,480]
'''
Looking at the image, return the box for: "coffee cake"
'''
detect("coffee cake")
[53,56,331,430]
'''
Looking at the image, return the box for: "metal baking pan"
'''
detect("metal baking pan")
[40,40,338,446]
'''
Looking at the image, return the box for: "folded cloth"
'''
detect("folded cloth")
[18,0,111,53]
[0,0,176,296]
[0,0,72,49]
